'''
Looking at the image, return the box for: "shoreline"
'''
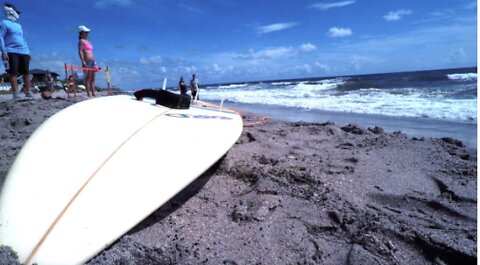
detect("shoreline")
[0,95,476,265]
[214,100,477,150]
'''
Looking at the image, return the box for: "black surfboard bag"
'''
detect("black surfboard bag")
[134,89,191,109]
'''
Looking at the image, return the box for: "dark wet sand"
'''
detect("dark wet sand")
[0,94,476,265]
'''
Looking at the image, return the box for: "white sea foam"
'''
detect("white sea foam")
[216,83,249,89]
[271,81,294,85]
[294,80,341,91]
[202,82,477,122]
[447,73,477,80]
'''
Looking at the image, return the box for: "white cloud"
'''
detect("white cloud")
[176,66,197,75]
[212,46,298,70]
[178,3,204,14]
[448,47,467,63]
[254,47,294,59]
[327,27,352,37]
[350,55,377,71]
[93,0,133,9]
[213,43,322,71]
[295,64,312,73]
[223,47,294,61]
[256,22,298,35]
[315,62,330,72]
[310,1,356,10]
[209,64,234,75]
[139,55,163,64]
[384,9,413,21]
[299,43,317,52]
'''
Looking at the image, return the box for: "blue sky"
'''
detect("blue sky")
[7,0,478,89]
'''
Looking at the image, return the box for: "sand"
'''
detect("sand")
[0,93,476,265]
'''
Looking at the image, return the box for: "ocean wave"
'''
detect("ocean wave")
[292,78,346,92]
[336,80,380,91]
[447,73,477,81]
[200,68,477,123]
[202,86,477,123]
[216,83,249,89]
[271,81,294,86]
[293,82,337,92]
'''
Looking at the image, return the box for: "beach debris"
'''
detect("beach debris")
[231,196,281,223]
[246,132,256,142]
[368,126,384,134]
[441,137,464,147]
[341,124,367,135]
[41,90,52,100]
[9,118,31,129]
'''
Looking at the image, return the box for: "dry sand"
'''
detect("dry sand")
[0,93,476,265]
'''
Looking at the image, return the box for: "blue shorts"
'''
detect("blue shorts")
[85,59,96,71]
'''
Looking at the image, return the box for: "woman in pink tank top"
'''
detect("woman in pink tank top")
[78,25,96,97]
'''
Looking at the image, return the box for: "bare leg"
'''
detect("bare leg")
[91,72,96,96]
[85,71,91,97]
[22,74,31,95]
[9,74,18,94]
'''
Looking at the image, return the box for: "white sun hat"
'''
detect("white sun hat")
[78,25,91,33]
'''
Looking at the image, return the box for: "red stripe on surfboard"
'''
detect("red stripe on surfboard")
[24,109,170,265]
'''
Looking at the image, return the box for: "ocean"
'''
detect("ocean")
[199,67,477,149]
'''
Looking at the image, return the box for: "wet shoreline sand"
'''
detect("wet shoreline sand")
[0,94,476,264]
[216,100,477,150]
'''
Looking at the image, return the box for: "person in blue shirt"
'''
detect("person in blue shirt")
[0,3,31,99]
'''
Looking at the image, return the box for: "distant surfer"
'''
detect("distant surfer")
[178,76,187,95]
[190,74,199,101]
[78,25,96,97]
[0,3,32,99]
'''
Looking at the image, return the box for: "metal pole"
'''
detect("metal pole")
[70,66,77,97]
[64,63,69,98]
[106,66,110,96]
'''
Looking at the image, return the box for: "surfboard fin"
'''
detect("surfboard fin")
[134,89,191,109]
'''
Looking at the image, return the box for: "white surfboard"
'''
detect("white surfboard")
[0,95,243,265]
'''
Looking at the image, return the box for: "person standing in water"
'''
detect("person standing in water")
[78,25,96,97]
[0,3,32,99]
